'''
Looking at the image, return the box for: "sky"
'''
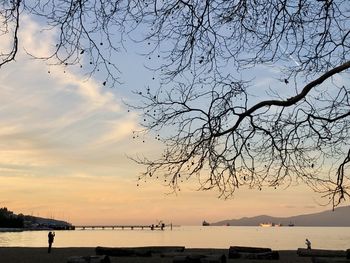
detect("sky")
[0,15,338,226]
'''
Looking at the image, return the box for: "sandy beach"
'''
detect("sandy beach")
[0,247,315,263]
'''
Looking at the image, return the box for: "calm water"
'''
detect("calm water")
[1,226,350,250]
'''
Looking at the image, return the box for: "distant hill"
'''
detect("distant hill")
[24,215,73,229]
[0,207,73,230]
[211,206,350,227]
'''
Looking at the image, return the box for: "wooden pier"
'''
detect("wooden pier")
[75,223,172,231]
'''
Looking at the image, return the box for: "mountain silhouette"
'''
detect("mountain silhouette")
[211,206,350,226]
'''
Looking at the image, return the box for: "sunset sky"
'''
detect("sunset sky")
[0,16,337,226]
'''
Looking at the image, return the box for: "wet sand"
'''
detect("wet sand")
[0,247,315,263]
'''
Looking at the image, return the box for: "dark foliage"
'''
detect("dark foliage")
[0,207,24,228]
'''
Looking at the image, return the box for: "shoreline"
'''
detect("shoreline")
[0,247,315,263]
[0,227,75,232]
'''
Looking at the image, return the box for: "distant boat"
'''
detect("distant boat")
[288,222,295,227]
[259,222,282,227]
[202,220,210,226]
[259,223,272,227]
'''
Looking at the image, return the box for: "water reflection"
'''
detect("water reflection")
[0,226,350,250]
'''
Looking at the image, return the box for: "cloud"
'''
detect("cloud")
[0,15,329,226]
[0,16,140,178]
[91,117,138,145]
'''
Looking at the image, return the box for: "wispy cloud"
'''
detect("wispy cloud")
[0,16,329,226]
[0,16,140,178]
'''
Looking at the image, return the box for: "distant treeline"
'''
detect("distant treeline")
[0,207,24,228]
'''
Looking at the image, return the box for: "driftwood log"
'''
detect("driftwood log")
[297,248,346,257]
[173,254,226,263]
[67,255,110,263]
[96,246,150,257]
[228,246,272,259]
[229,246,272,253]
[242,251,279,260]
[312,258,350,263]
[201,254,227,263]
[96,246,185,257]
[173,255,203,263]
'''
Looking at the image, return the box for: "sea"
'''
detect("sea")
[1,226,349,250]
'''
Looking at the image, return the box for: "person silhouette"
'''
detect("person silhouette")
[48,231,55,253]
[305,238,311,249]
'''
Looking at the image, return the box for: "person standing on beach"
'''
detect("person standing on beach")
[48,231,55,253]
[305,238,311,249]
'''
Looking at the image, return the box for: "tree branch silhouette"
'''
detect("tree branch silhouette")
[0,0,350,205]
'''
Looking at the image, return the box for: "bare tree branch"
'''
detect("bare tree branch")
[215,60,350,138]
[0,0,21,68]
[0,0,350,205]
